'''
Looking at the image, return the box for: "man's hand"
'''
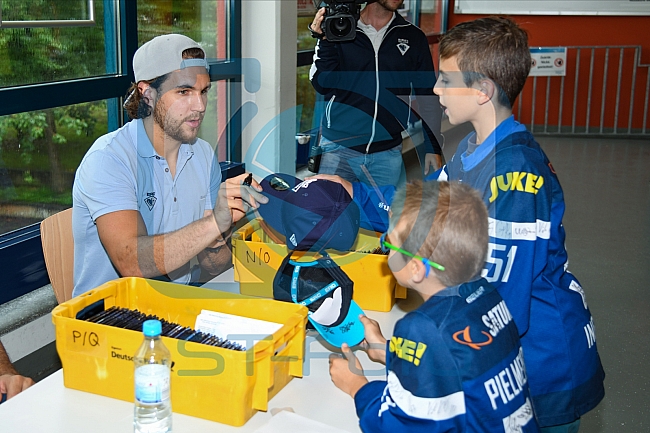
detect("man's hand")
[212,173,268,234]
[0,373,34,401]
[329,343,368,398]
[310,8,326,40]
[307,174,353,199]
[359,315,387,365]
[424,153,442,176]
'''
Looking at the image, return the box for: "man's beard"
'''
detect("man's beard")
[376,0,403,12]
[153,99,201,145]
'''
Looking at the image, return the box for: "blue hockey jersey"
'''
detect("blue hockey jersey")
[354,279,540,432]
[352,116,605,426]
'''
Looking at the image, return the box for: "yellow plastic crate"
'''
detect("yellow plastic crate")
[232,219,407,312]
[51,277,308,427]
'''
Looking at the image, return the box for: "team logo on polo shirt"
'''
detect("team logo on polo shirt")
[397,38,410,56]
[144,192,157,211]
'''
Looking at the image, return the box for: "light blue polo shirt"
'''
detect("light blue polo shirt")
[72,119,221,297]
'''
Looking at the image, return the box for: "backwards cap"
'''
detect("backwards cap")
[273,254,364,348]
[133,34,209,82]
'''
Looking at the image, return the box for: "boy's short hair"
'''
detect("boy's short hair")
[439,16,530,108]
[390,181,488,287]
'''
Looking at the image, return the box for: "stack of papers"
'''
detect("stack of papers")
[195,310,283,350]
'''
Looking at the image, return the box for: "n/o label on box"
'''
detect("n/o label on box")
[66,328,107,358]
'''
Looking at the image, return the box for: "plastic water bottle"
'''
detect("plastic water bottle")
[134,320,172,433]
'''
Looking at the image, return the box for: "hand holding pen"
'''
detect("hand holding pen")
[212,173,268,233]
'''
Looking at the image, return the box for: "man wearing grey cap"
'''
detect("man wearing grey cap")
[71,34,267,296]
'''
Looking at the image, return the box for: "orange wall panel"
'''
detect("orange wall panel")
[445,1,650,130]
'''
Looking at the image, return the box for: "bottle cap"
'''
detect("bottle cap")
[143,319,162,337]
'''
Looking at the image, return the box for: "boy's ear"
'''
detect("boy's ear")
[410,259,427,284]
[477,79,496,105]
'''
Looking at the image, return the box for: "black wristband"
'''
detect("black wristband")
[206,228,232,253]
[309,24,324,40]
[205,243,226,254]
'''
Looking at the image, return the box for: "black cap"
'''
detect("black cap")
[273,254,365,347]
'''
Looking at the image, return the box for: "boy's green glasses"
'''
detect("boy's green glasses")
[380,232,445,277]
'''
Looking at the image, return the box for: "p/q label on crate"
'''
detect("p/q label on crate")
[66,328,107,358]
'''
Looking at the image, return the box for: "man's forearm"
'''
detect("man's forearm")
[136,214,227,278]
[197,237,233,276]
[0,343,18,376]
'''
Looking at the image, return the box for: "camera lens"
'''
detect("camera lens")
[329,16,352,38]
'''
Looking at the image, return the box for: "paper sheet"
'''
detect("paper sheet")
[194,310,283,350]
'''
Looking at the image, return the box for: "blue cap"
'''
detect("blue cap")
[257,174,360,252]
[143,320,162,337]
[308,297,365,348]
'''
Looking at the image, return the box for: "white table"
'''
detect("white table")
[0,270,417,432]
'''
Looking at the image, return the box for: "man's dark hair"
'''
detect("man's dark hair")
[439,16,531,108]
[123,47,205,120]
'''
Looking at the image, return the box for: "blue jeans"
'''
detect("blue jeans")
[318,137,405,188]
[541,419,581,433]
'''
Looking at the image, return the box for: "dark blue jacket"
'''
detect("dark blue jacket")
[310,13,442,155]
[355,280,540,432]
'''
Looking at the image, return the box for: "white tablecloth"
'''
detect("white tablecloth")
[0,270,413,432]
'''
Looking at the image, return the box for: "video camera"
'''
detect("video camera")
[315,0,365,42]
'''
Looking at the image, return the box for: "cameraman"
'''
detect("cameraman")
[309,0,442,188]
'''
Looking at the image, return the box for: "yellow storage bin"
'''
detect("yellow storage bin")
[232,219,407,312]
[51,277,308,427]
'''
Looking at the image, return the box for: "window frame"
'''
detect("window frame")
[0,0,136,116]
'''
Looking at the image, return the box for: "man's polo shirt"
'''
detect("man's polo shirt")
[72,119,221,297]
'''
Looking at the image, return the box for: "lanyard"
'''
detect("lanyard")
[290,264,339,307]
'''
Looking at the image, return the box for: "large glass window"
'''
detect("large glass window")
[137,0,218,56]
[137,0,226,161]
[0,0,242,303]
[297,0,318,135]
[419,0,446,35]
[0,0,117,87]
[297,64,317,135]
[0,100,109,235]
[297,2,316,52]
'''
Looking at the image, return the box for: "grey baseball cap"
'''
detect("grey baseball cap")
[133,34,209,82]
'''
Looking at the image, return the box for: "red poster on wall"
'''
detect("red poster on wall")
[298,0,317,17]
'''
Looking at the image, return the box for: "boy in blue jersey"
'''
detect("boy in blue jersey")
[329,180,539,432]
[319,16,605,432]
